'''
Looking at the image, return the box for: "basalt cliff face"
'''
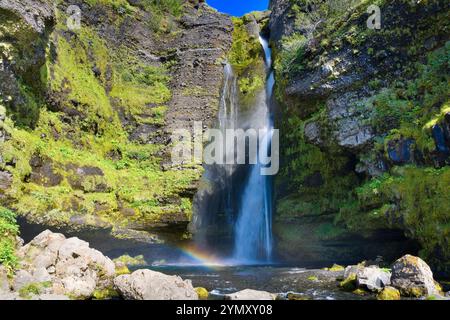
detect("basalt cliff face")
[269,0,450,272]
[0,0,232,241]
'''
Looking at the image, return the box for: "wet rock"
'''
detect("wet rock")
[356,266,391,292]
[225,289,276,300]
[377,286,401,300]
[391,255,438,297]
[114,269,198,300]
[432,124,449,154]
[387,138,415,164]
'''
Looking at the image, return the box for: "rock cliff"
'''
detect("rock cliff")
[269,0,450,272]
[0,0,232,240]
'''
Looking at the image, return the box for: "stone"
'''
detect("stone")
[32,267,52,283]
[391,255,438,297]
[12,270,34,291]
[304,121,322,145]
[225,289,276,300]
[377,286,401,300]
[29,155,63,187]
[0,266,10,293]
[356,266,391,292]
[114,269,198,300]
[0,171,13,197]
[387,138,415,164]
[195,287,209,300]
[18,230,116,299]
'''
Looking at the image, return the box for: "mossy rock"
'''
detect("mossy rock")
[377,287,401,300]
[113,254,146,266]
[352,288,368,296]
[93,287,119,300]
[328,264,345,272]
[339,273,357,292]
[115,264,131,276]
[287,292,311,300]
[195,287,209,300]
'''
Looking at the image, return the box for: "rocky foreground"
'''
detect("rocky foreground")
[0,230,449,300]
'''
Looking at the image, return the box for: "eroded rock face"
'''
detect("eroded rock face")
[17,230,116,299]
[114,269,198,300]
[391,255,438,297]
[0,0,54,33]
[225,289,276,300]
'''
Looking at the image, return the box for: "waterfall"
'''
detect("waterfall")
[232,36,275,263]
[192,35,275,264]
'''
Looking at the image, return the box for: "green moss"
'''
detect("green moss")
[339,166,450,271]
[18,281,52,299]
[93,287,119,300]
[228,18,261,71]
[339,273,357,291]
[0,207,19,274]
[113,254,146,266]
[195,287,209,300]
[327,264,345,272]
[377,287,401,300]
[0,6,202,231]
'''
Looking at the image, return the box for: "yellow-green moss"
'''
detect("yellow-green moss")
[339,274,357,291]
[0,207,19,274]
[377,287,401,300]
[93,287,119,300]
[18,281,52,299]
[195,287,209,300]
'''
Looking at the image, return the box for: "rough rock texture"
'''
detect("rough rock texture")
[270,0,450,271]
[15,230,116,299]
[114,269,198,300]
[377,286,401,300]
[0,0,233,240]
[0,0,54,33]
[391,255,438,297]
[356,266,391,292]
[225,289,276,300]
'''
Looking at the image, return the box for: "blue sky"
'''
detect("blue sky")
[207,0,269,16]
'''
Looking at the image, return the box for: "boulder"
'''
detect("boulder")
[391,255,438,297]
[225,289,276,300]
[356,266,391,292]
[114,269,198,300]
[377,286,401,300]
[17,230,116,299]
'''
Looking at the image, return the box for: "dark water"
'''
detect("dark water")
[144,265,367,300]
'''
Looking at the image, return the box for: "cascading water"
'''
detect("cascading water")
[192,35,275,265]
[232,36,275,263]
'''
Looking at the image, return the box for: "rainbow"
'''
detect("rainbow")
[176,245,226,268]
